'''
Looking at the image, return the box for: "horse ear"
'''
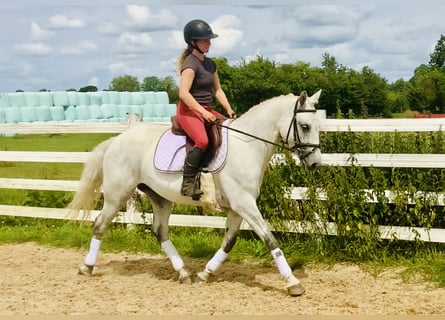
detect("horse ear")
[310,89,322,104]
[299,91,307,106]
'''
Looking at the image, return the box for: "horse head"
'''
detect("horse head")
[283,90,322,168]
[126,112,143,127]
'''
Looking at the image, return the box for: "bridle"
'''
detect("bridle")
[215,97,320,160]
[282,97,320,160]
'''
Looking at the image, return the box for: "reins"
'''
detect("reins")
[215,121,294,151]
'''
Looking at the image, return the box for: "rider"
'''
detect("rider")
[177,19,236,199]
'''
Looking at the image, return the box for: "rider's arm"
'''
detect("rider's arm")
[213,72,235,118]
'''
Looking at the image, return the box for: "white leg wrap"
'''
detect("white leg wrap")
[271,248,293,279]
[85,237,101,266]
[161,240,185,271]
[205,248,228,273]
[287,274,301,288]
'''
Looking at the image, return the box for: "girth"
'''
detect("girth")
[170,116,224,167]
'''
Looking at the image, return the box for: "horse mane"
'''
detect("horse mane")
[236,94,294,119]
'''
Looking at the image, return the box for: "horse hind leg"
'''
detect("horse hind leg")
[196,210,243,282]
[139,184,192,284]
[78,199,121,276]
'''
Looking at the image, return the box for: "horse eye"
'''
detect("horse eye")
[301,124,310,132]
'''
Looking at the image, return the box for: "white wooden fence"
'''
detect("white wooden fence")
[2,119,445,243]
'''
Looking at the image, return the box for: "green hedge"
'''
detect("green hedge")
[257,131,445,258]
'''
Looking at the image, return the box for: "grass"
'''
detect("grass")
[1,215,445,288]
[0,133,116,152]
[0,216,275,266]
[0,133,116,180]
[0,133,116,206]
[391,110,419,119]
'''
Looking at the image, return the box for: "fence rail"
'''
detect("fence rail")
[1,118,445,134]
[3,151,445,168]
[1,119,445,242]
[0,121,169,134]
[320,118,445,132]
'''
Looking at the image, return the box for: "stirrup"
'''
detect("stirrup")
[181,188,203,200]
[192,171,203,200]
[191,189,204,201]
[180,179,203,200]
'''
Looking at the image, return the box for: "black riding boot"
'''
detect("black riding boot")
[181,147,205,200]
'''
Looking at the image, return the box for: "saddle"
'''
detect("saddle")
[170,116,224,167]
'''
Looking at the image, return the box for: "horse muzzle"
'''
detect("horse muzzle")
[296,146,322,168]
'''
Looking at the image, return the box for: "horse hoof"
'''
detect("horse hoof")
[178,268,193,284]
[195,271,209,283]
[78,264,94,276]
[288,283,305,296]
[179,275,193,284]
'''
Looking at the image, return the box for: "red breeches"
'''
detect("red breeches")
[176,101,223,151]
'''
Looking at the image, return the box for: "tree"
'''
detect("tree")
[276,61,316,95]
[413,64,433,77]
[141,75,179,103]
[79,85,98,92]
[160,76,179,103]
[318,53,347,116]
[429,34,445,70]
[317,54,389,117]
[213,57,237,113]
[359,66,388,116]
[141,76,163,91]
[230,56,285,113]
[409,70,442,113]
[109,75,140,92]
[387,79,412,114]
[321,52,339,73]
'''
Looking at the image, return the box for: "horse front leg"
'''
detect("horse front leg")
[196,210,243,282]
[149,194,192,284]
[232,200,305,297]
[78,200,120,276]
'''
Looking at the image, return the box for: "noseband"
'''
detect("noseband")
[282,98,320,160]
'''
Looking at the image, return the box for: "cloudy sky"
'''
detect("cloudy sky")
[0,0,443,93]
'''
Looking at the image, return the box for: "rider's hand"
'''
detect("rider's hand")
[227,110,237,119]
[202,110,217,123]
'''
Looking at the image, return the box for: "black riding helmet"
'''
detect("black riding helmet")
[183,19,218,53]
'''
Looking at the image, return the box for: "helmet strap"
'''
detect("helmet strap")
[191,41,204,54]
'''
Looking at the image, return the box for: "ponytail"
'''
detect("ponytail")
[177,45,193,74]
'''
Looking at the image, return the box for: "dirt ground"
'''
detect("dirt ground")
[0,242,444,316]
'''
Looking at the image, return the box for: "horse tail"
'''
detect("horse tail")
[68,137,116,222]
